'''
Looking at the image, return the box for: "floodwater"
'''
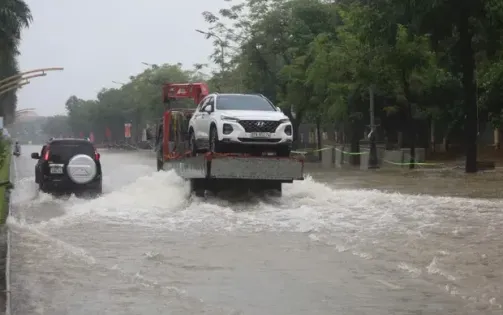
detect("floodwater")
[7,145,503,314]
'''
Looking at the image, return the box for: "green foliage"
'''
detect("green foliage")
[197,0,503,141]
[44,0,503,168]
[0,139,11,224]
[63,64,203,142]
[0,0,32,124]
[41,115,71,138]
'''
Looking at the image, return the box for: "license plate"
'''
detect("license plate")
[250,132,271,138]
[50,166,63,174]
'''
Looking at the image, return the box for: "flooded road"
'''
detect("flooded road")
[7,146,503,314]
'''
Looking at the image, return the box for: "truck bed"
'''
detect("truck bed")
[163,154,304,181]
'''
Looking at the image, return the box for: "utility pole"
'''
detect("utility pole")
[368,85,379,168]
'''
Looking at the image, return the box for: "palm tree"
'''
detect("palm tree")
[0,0,32,124]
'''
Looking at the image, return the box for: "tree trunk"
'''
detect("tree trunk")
[316,117,322,161]
[402,70,415,169]
[494,128,500,149]
[349,122,361,166]
[442,135,450,152]
[458,10,478,173]
[283,108,303,149]
[430,119,435,153]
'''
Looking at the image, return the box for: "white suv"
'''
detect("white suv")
[188,93,293,156]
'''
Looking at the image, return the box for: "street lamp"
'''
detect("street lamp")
[0,81,30,96]
[0,67,63,87]
[195,29,225,73]
[0,73,46,91]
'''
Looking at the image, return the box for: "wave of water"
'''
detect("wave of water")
[9,162,503,312]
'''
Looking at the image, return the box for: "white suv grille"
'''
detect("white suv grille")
[238,120,280,133]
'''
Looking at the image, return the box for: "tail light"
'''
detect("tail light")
[95,150,100,160]
[43,146,50,160]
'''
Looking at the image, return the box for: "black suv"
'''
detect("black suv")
[31,138,102,195]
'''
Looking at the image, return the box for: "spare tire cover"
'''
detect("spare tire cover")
[67,154,97,184]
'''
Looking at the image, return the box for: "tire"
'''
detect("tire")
[190,179,205,197]
[271,182,282,197]
[67,154,97,185]
[189,130,198,156]
[263,181,282,197]
[276,146,291,157]
[90,184,103,197]
[209,125,223,153]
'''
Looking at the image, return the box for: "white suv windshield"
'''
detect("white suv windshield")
[216,95,276,111]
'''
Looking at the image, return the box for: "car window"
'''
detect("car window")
[215,95,276,111]
[197,96,212,112]
[48,141,95,162]
[196,97,207,112]
[40,145,46,157]
[204,97,214,109]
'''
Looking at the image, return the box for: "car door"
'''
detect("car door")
[198,96,214,140]
[190,97,207,141]
[35,145,46,182]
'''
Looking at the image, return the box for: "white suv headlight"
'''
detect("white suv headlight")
[221,115,239,121]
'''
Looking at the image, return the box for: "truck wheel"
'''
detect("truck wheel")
[209,125,223,153]
[276,146,291,157]
[251,182,282,197]
[190,179,205,197]
[189,131,198,156]
[266,181,282,197]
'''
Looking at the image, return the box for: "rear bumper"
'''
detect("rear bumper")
[165,154,304,181]
[41,175,102,192]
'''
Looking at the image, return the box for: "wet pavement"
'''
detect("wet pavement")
[7,146,503,314]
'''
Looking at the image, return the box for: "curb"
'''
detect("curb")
[5,157,14,315]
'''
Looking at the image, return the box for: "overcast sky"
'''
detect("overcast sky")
[17,0,225,116]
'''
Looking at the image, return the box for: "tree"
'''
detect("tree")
[41,115,71,137]
[0,0,32,123]
[401,0,503,171]
[65,63,201,142]
[201,0,503,172]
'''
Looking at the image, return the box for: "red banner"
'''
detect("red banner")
[124,123,132,138]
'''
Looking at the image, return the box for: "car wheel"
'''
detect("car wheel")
[209,125,224,153]
[190,179,205,197]
[189,131,198,156]
[276,146,291,157]
[92,184,103,197]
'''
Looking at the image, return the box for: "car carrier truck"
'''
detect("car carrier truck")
[152,82,304,197]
